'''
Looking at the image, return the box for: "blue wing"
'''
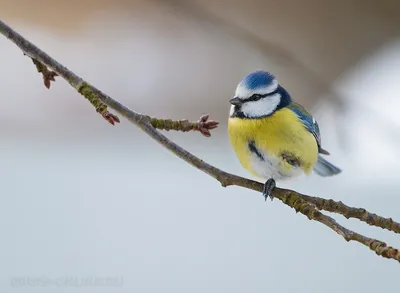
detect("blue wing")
[287,102,329,155]
[287,102,341,176]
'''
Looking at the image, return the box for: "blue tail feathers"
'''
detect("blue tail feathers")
[313,155,342,177]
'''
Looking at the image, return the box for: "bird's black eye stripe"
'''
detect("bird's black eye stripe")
[243,93,266,102]
[243,88,280,102]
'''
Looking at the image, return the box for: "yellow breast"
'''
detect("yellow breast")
[228,108,318,179]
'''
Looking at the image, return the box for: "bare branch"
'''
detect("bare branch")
[1,19,399,263]
[301,195,400,234]
[278,189,400,262]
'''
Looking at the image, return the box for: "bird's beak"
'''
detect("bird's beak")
[229,97,243,106]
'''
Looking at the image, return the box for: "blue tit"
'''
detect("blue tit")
[228,70,341,200]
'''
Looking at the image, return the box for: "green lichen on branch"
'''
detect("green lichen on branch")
[30,55,120,125]
[78,83,120,125]
[146,114,219,137]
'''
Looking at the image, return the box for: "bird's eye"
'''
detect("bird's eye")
[251,94,262,101]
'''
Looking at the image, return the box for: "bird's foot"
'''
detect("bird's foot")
[263,178,276,202]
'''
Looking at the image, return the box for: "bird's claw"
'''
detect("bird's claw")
[263,178,276,202]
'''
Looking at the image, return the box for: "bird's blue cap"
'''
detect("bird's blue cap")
[240,71,276,90]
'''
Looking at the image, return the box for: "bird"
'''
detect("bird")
[227,70,341,201]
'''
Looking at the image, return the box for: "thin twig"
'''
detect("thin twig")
[147,114,219,137]
[278,189,400,261]
[301,195,400,234]
[1,19,399,263]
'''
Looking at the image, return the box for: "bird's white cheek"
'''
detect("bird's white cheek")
[241,94,281,118]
